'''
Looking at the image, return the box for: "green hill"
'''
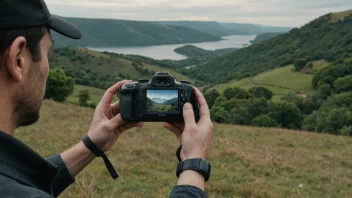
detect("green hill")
[188,9,352,84]
[52,18,221,47]
[250,32,284,44]
[207,60,329,100]
[15,100,352,197]
[174,45,237,58]
[158,21,293,37]
[157,21,248,37]
[49,47,196,89]
[220,22,292,35]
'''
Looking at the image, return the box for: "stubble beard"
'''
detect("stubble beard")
[13,65,46,128]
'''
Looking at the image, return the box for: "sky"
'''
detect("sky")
[45,0,352,27]
[147,90,178,100]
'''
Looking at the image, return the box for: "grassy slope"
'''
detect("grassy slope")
[51,48,195,85]
[67,85,119,105]
[208,61,329,96]
[15,101,352,198]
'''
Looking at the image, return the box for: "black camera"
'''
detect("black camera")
[119,72,199,122]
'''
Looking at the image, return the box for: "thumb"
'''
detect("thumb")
[183,103,196,126]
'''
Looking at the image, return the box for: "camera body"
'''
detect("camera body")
[119,72,199,122]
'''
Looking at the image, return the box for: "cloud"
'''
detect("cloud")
[45,0,352,26]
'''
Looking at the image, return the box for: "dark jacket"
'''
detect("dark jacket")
[0,131,207,198]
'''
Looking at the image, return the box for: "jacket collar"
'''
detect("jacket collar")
[0,131,58,194]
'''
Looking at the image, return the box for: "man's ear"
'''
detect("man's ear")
[5,37,27,83]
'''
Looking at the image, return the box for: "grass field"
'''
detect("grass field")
[208,61,329,96]
[15,101,352,198]
[67,85,118,105]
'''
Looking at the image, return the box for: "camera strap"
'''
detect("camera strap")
[82,135,119,180]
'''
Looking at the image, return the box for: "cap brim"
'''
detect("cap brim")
[48,14,82,39]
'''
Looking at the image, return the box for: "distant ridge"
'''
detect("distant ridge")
[52,17,221,48]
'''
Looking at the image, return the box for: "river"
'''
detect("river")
[89,35,256,60]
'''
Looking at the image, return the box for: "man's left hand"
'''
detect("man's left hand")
[87,80,144,152]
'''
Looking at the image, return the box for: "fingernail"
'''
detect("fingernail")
[184,103,192,110]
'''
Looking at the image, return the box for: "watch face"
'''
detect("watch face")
[176,159,211,182]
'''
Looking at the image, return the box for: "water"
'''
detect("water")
[89,35,256,60]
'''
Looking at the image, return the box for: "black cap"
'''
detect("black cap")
[0,0,82,39]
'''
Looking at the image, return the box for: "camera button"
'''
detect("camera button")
[125,83,135,88]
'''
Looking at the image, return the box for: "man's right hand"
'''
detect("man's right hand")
[164,87,213,161]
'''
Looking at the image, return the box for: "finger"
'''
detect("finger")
[111,101,120,115]
[194,87,211,122]
[182,103,196,127]
[100,80,129,106]
[173,122,185,130]
[119,122,144,133]
[164,122,183,140]
[108,114,126,130]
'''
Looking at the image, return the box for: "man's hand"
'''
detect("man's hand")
[87,80,143,152]
[164,87,213,161]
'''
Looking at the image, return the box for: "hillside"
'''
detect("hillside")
[158,21,293,37]
[250,32,284,44]
[188,9,352,83]
[220,22,292,35]
[15,101,352,197]
[49,47,196,89]
[51,18,221,47]
[174,45,237,58]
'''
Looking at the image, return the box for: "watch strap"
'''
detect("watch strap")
[176,158,211,182]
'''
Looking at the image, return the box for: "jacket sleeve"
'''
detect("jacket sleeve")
[0,175,54,198]
[169,185,208,198]
[46,154,75,197]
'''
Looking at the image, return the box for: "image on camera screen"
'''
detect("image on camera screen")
[146,90,179,112]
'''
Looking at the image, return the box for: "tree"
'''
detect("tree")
[223,87,249,100]
[45,69,75,102]
[333,75,352,93]
[81,75,91,86]
[317,84,332,99]
[294,58,308,71]
[79,90,90,107]
[210,106,230,123]
[251,115,278,128]
[249,87,273,100]
[267,101,302,129]
[204,89,220,109]
[315,108,352,135]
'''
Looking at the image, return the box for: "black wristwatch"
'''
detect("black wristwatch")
[176,158,211,182]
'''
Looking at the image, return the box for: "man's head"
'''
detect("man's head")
[0,0,81,130]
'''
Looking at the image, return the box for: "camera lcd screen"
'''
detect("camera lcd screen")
[146,90,179,112]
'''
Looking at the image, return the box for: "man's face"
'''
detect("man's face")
[13,30,53,127]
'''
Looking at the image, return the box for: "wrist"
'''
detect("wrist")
[77,141,96,158]
[184,153,206,161]
[177,170,205,191]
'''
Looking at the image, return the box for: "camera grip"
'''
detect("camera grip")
[120,93,133,121]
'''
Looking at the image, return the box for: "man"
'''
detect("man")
[0,0,214,197]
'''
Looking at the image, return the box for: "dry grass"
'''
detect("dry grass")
[15,101,352,198]
[329,9,352,23]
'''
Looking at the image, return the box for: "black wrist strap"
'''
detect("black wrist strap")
[82,135,119,180]
[176,158,211,182]
[176,144,182,162]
